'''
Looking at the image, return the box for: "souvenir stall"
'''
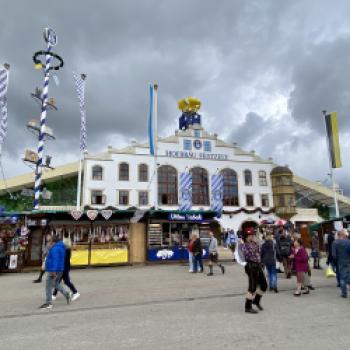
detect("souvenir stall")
[0,215,29,272]
[43,209,131,266]
[146,210,219,262]
[49,220,130,266]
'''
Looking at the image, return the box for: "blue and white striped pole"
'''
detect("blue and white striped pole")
[33,32,56,210]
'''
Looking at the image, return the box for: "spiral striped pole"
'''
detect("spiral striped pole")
[33,44,53,210]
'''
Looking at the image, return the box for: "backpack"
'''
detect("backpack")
[279,240,291,257]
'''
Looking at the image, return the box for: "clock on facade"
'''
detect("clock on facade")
[193,139,202,150]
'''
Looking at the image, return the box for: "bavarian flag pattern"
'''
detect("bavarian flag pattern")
[179,172,192,211]
[211,174,224,216]
[0,66,9,146]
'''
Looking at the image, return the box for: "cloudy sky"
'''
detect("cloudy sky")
[1,0,350,194]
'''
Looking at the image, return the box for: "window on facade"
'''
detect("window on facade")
[91,190,105,205]
[119,163,129,181]
[138,164,148,182]
[244,170,252,186]
[92,165,103,180]
[191,167,209,205]
[261,194,269,207]
[287,195,294,207]
[194,130,201,138]
[158,165,178,205]
[119,190,129,205]
[183,139,192,151]
[139,191,148,205]
[275,177,282,186]
[282,176,292,185]
[246,194,254,207]
[221,168,239,206]
[204,141,212,152]
[259,170,267,186]
[278,196,285,206]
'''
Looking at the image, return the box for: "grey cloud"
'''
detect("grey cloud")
[0,0,350,197]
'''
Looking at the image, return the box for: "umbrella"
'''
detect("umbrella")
[275,219,287,226]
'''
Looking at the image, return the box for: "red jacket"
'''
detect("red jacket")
[292,246,309,273]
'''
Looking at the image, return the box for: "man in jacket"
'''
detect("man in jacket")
[277,231,292,278]
[207,231,225,276]
[332,230,350,298]
[192,233,203,273]
[39,235,72,309]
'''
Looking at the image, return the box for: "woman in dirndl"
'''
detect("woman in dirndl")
[241,228,267,313]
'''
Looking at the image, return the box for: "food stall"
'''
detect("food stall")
[146,210,219,262]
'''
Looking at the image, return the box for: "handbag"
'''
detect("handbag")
[325,265,336,278]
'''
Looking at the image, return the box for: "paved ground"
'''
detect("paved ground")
[0,261,349,350]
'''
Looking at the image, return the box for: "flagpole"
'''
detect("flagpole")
[153,83,158,209]
[322,110,340,217]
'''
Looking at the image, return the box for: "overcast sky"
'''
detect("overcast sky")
[1,0,349,194]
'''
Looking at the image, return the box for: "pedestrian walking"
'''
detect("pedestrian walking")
[261,234,278,293]
[188,233,195,273]
[52,233,80,302]
[39,235,72,310]
[331,230,350,298]
[327,230,340,286]
[277,231,292,278]
[311,231,321,269]
[207,231,225,276]
[0,238,6,272]
[241,228,267,314]
[192,233,203,273]
[290,238,309,296]
[227,229,238,261]
[33,233,53,283]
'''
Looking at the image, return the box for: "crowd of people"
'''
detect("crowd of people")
[31,223,350,312]
[186,225,350,314]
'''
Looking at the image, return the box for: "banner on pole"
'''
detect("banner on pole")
[210,174,223,217]
[179,172,192,211]
[325,112,342,168]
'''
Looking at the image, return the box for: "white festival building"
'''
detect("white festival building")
[83,118,277,232]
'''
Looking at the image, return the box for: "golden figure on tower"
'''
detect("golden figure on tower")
[177,97,202,114]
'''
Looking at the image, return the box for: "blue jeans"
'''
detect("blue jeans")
[192,254,203,272]
[46,272,68,303]
[265,264,277,289]
[339,271,350,297]
[188,252,194,272]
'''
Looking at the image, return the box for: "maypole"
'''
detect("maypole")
[73,73,87,210]
[32,28,63,210]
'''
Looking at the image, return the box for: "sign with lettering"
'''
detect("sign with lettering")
[168,213,203,221]
[165,150,228,161]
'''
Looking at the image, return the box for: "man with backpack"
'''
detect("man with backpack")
[277,231,292,278]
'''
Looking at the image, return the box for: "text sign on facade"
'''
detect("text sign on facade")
[165,150,228,161]
[168,213,203,221]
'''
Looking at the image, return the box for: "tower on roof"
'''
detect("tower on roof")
[177,97,202,130]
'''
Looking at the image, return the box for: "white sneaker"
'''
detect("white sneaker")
[72,292,80,301]
[51,295,57,301]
